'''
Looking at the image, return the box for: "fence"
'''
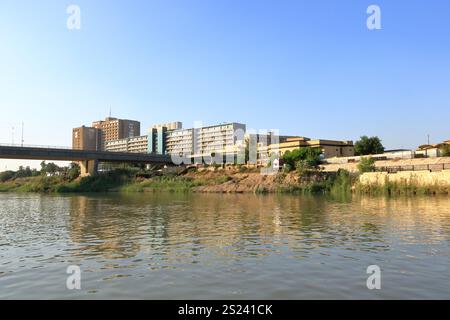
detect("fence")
[0,143,72,150]
[378,163,450,173]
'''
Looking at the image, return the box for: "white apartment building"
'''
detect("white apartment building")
[166,122,246,163]
[105,135,149,153]
[166,128,194,156]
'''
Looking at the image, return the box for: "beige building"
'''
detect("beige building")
[72,126,101,151]
[416,140,450,158]
[92,117,140,150]
[257,137,354,166]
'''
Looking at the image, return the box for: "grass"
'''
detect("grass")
[121,176,203,193]
[356,181,448,196]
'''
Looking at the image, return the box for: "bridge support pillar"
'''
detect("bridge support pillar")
[79,160,98,177]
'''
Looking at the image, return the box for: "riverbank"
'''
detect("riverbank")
[0,167,352,195]
[0,167,448,196]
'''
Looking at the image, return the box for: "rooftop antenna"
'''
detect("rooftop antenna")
[109,106,112,118]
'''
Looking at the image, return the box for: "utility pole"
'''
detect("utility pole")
[427,134,430,145]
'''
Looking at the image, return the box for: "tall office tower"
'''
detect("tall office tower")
[92,117,141,150]
[72,126,101,151]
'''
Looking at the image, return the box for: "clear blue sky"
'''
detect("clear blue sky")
[1,0,449,169]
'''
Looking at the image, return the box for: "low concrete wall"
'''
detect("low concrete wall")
[359,170,450,187]
[322,157,450,173]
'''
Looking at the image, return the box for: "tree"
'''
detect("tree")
[40,161,59,176]
[15,166,33,178]
[68,163,80,180]
[46,163,59,175]
[354,136,385,155]
[440,144,450,157]
[40,161,47,175]
[358,157,376,173]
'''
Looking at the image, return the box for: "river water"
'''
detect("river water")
[0,192,449,299]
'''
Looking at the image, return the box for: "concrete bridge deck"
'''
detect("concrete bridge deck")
[0,144,173,176]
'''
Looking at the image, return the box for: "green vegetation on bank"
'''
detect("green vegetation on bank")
[356,181,448,196]
[262,169,356,196]
[0,159,447,196]
[357,157,376,173]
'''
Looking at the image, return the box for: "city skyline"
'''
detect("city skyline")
[1,0,450,169]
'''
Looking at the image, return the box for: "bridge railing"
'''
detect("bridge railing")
[0,143,72,150]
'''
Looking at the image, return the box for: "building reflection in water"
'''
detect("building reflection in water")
[66,193,450,267]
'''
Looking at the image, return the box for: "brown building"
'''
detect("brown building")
[92,117,141,150]
[72,126,101,151]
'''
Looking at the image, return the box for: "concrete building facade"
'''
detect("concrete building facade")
[92,117,140,150]
[148,127,167,154]
[166,128,195,157]
[193,123,246,160]
[105,135,149,153]
[72,126,101,151]
[257,137,354,166]
[164,122,246,163]
[151,121,182,131]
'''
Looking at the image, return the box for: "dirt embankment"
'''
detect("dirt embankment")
[184,167,319,193]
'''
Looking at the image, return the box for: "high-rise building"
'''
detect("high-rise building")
[72,126,101,151]
[194,122,246,159]
[165,122,246,163]
[104,122,180,155]
[92,117,140,150]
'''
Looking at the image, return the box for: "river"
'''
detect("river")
[0,193,449,299]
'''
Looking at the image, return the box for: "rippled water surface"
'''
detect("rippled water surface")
[0,193,449,299]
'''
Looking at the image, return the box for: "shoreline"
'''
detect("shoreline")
[1,167,448,196]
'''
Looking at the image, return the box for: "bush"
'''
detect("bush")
[329,169,353,194]
[358,157,376,173]
[0,171,15,182]
[282,163,293,173]
[295,160,316,175]
[282,147,322,172]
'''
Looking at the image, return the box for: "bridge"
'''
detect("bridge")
[0,144,173,176]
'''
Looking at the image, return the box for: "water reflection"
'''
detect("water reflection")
[65,193,449,261]
[1,193,449,299]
